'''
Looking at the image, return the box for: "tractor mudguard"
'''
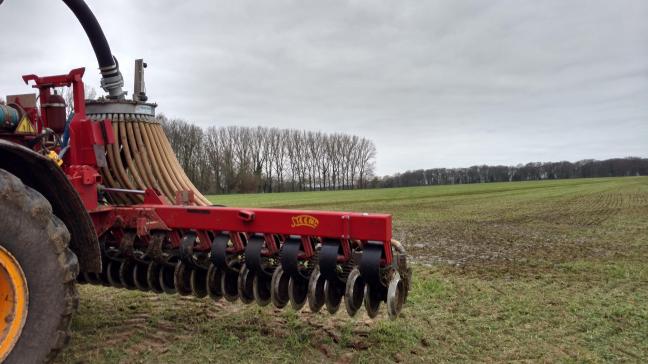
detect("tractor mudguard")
[0,139,101,272]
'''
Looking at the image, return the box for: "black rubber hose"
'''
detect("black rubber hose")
[62,0,118,76]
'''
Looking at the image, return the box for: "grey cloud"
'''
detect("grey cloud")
[1,0,646,174]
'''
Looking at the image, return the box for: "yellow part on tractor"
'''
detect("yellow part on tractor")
[47,150,63,167]
[0,246,28,362]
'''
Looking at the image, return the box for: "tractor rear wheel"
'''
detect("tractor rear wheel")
[0,168,79,363]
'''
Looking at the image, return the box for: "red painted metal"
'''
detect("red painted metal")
[23,68,87,129]
[19,69,116,212]
[23,69,113,169]
[88,198,393,263]
[67,165,102,210]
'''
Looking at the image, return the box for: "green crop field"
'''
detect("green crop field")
[57,177,648,363]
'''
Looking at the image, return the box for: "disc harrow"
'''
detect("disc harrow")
[83,199,411,319]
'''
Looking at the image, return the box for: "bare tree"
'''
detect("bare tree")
[161,120,379,194]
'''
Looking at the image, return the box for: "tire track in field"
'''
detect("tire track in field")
[400,181,648,269]
[518,189,626,227]
[89,295,219,359]
[624,187,648,214]
[98,312,179,358]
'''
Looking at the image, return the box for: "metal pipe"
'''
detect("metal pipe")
[61,0,125,99]
[100,186,146,195]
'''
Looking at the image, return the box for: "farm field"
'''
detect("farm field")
[57,177,648,363]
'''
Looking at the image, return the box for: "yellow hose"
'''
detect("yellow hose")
[94,114,209,206]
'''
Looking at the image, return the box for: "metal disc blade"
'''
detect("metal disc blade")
[159,264,177,294]
[206,264,223,301]
[253,273,272,306]
[364,284,382,319]
[174,261,193,296]
[271,265,290,308]
[237,264,255,304]
[288,276,308,311]
[386,272,405,320]
[133,262,150,291]
[146,262,164,293]
[119,260,137,290]
[324,279,343,314]
[307,267,326,313]
[344,267,365,317]
[106,260,123,288]
[221,267,240,302]
[190,268,208,298]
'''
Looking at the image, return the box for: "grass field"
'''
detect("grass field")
[56,177,648,363]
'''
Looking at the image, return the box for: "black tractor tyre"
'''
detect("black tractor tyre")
[0,168,80,363]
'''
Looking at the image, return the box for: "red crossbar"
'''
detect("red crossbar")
[116,205,392,243]
[90,191,394,264]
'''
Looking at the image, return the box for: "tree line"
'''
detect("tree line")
[160,116,646,194]
[376,157,648,188]
[159,116,376,194]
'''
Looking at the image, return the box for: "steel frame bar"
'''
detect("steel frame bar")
[93,204,393,264]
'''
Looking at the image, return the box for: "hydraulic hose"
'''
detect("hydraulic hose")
[61,112,74,149]
[61,0,125,98]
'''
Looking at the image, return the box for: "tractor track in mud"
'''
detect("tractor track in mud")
[103,314,177,356]
[398,181,648,274]
[62,288,380,363]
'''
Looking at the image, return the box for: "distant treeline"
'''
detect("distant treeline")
[160,116,376,194]
[161,116,646,193]
[376,157,648,188]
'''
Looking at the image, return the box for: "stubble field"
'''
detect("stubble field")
[57,177,648,363]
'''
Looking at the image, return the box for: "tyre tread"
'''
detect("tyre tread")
[0,169,79,363]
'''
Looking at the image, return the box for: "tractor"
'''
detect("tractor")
[0,0,410,362]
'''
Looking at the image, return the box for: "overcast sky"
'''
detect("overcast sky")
[1,0,646,175]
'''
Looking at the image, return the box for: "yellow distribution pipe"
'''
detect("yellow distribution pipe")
[156,124,211,205]
[97,114,210,206]
[114,116,141,203]
[132,119,160,192]
[150,124,186,197]
[141,122,180,201]
[152,125,210,205]
[118,120,147,190]
[135,120,175,200]
[106,117,139,204]
[125,120,153,188]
